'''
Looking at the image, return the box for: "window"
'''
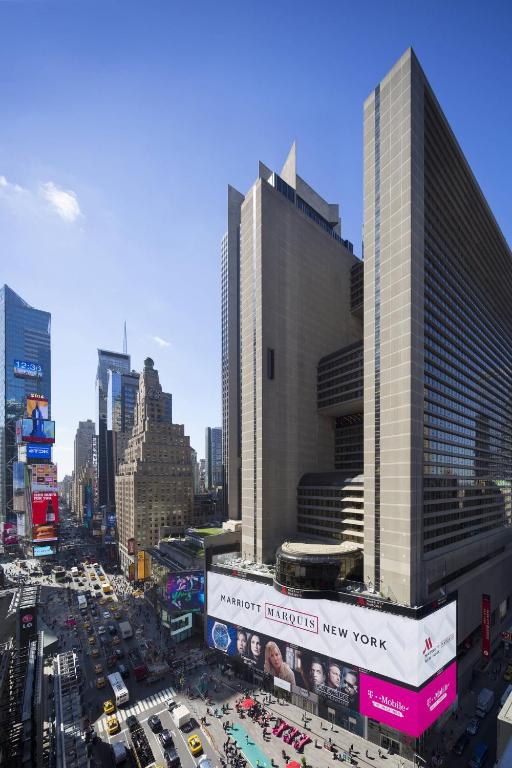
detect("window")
[267,348,275,380]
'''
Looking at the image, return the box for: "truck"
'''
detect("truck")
[77,594,88,614]
[127,715,154,768]
[119,620,133,639]
[127,648,148,681]
[475,687,495,718]
[107,671,130,706]
[172,704,192,729]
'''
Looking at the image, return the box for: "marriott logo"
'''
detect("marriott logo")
[422,637,433,655]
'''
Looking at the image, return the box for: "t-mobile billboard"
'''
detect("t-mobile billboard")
[359,662,457,737]
[207,571,456,688]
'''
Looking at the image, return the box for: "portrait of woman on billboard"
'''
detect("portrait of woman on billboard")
[263,640,295,685]
[246,632,264,669]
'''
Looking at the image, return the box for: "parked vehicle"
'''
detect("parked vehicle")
[452,732,469,755]
[475,688,495,718]
[468,741,489,768]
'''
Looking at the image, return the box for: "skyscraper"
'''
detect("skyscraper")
[72,419,95,519]
[222,186,244,520]
[234,145,361,562]
[205,426,222,490]
[116,358,194,572]
[96,349,130,512]
[363,48,512,611]
[107,370,139,475]
[0,285,51,526]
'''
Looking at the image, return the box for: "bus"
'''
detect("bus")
[77,594,88,613]
[52,565,66,581]
[107,672,129,706]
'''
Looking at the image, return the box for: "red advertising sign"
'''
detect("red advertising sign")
[127,537,135,555]
[31,491,59,525]
[482,594,491,658]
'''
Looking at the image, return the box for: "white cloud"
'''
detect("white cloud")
[40,181,81,222]
[151,335,171,348]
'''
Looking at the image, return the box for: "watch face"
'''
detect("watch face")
[212,621,231,651]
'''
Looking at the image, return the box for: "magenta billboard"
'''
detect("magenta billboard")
[359,662,456,737]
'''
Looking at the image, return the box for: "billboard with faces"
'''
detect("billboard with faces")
[206,616,360,712]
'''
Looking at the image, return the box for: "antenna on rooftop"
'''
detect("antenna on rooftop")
[123,321,128,355]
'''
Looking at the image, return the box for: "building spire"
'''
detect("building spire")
[123,321,128,355]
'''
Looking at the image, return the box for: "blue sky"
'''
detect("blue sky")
[1,0,510,476]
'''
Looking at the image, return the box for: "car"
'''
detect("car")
[166,698,178,711]
[99,574,106,581]
[113,611,122,620]
[181,719,196,734]
[504,665,512,682]
[112,635,120,645]
[158,729,174,748]
[95,676,106,689]
[94,663,103,674]
[90,647,100,658]
[107,655,117,669]
[466,717,480,736]
[108,624,116,635]
[87,626,95,636]
[90,573,97,580]
[99,597,107,606]
[88,636,96,646]
[452,732,470,756]
[98,625,106,635]
[187,735,202,756]
[83,621,91,630]
[114,648,124,659]
[164,747,181,768]
[126,715,139,730]
[118,663,129,679]
[196,758,213,768]
[103,611,111,620]
[103,699,115,715]
[106,715,120,735]
[93,583,101,590]
[148,714,162,733]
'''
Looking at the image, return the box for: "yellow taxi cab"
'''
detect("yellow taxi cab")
[103,699,115,715]
[132,589,143,598]
[96,676,106,689]
[99,597,107,606]
[90,573,97,580]
[88,636,96,646]
[94,663,103,675]
[83,621,91,630]
[187,735,202,756]
[102,585,112,594]
[106,715,120,735]
[90,647,100,658]
[99,574,106,581]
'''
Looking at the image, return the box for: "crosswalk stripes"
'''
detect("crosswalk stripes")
[94,684,177,734]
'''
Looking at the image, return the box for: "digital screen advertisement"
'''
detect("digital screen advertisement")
[13,359,43,379]
[13,461,28,493]
[31,491,59,525]
[33,523,58,542]
[27,444,52,461]
[207,571,457,688]
[26,395,49,420]
[33,544,56,557]
[359,663,457,737]
[16,419,55,444]
[30,463,57,492]
[2,522,18,546]
[167,571,205,613]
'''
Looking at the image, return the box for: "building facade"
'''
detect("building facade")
[95,349,130,513]
[205,426,222,490]
[221,186,245,520]
[0,285,51,528]
[72,419,95,519]
[116,358,194,573]
[236,145,362,562]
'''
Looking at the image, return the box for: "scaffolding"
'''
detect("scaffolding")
[54,651,87,768]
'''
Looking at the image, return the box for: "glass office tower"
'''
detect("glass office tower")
[0,285,51,525]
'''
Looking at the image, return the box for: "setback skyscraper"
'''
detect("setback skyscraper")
[205,426,222,490]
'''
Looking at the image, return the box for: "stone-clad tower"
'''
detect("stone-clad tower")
[116,357,194,572]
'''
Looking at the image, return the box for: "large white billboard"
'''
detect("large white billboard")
[207,571,456,688]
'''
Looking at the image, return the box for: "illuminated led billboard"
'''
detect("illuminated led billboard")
[32,491,59,525]
[33,523,57,542]
[26,395,49,419]
[13,359,43,378]
[167,571,205,613]
[16,419,55,444]
[30,463,57,492]
[27,445,52,460]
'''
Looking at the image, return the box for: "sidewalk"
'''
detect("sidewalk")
[178,669,414,768]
